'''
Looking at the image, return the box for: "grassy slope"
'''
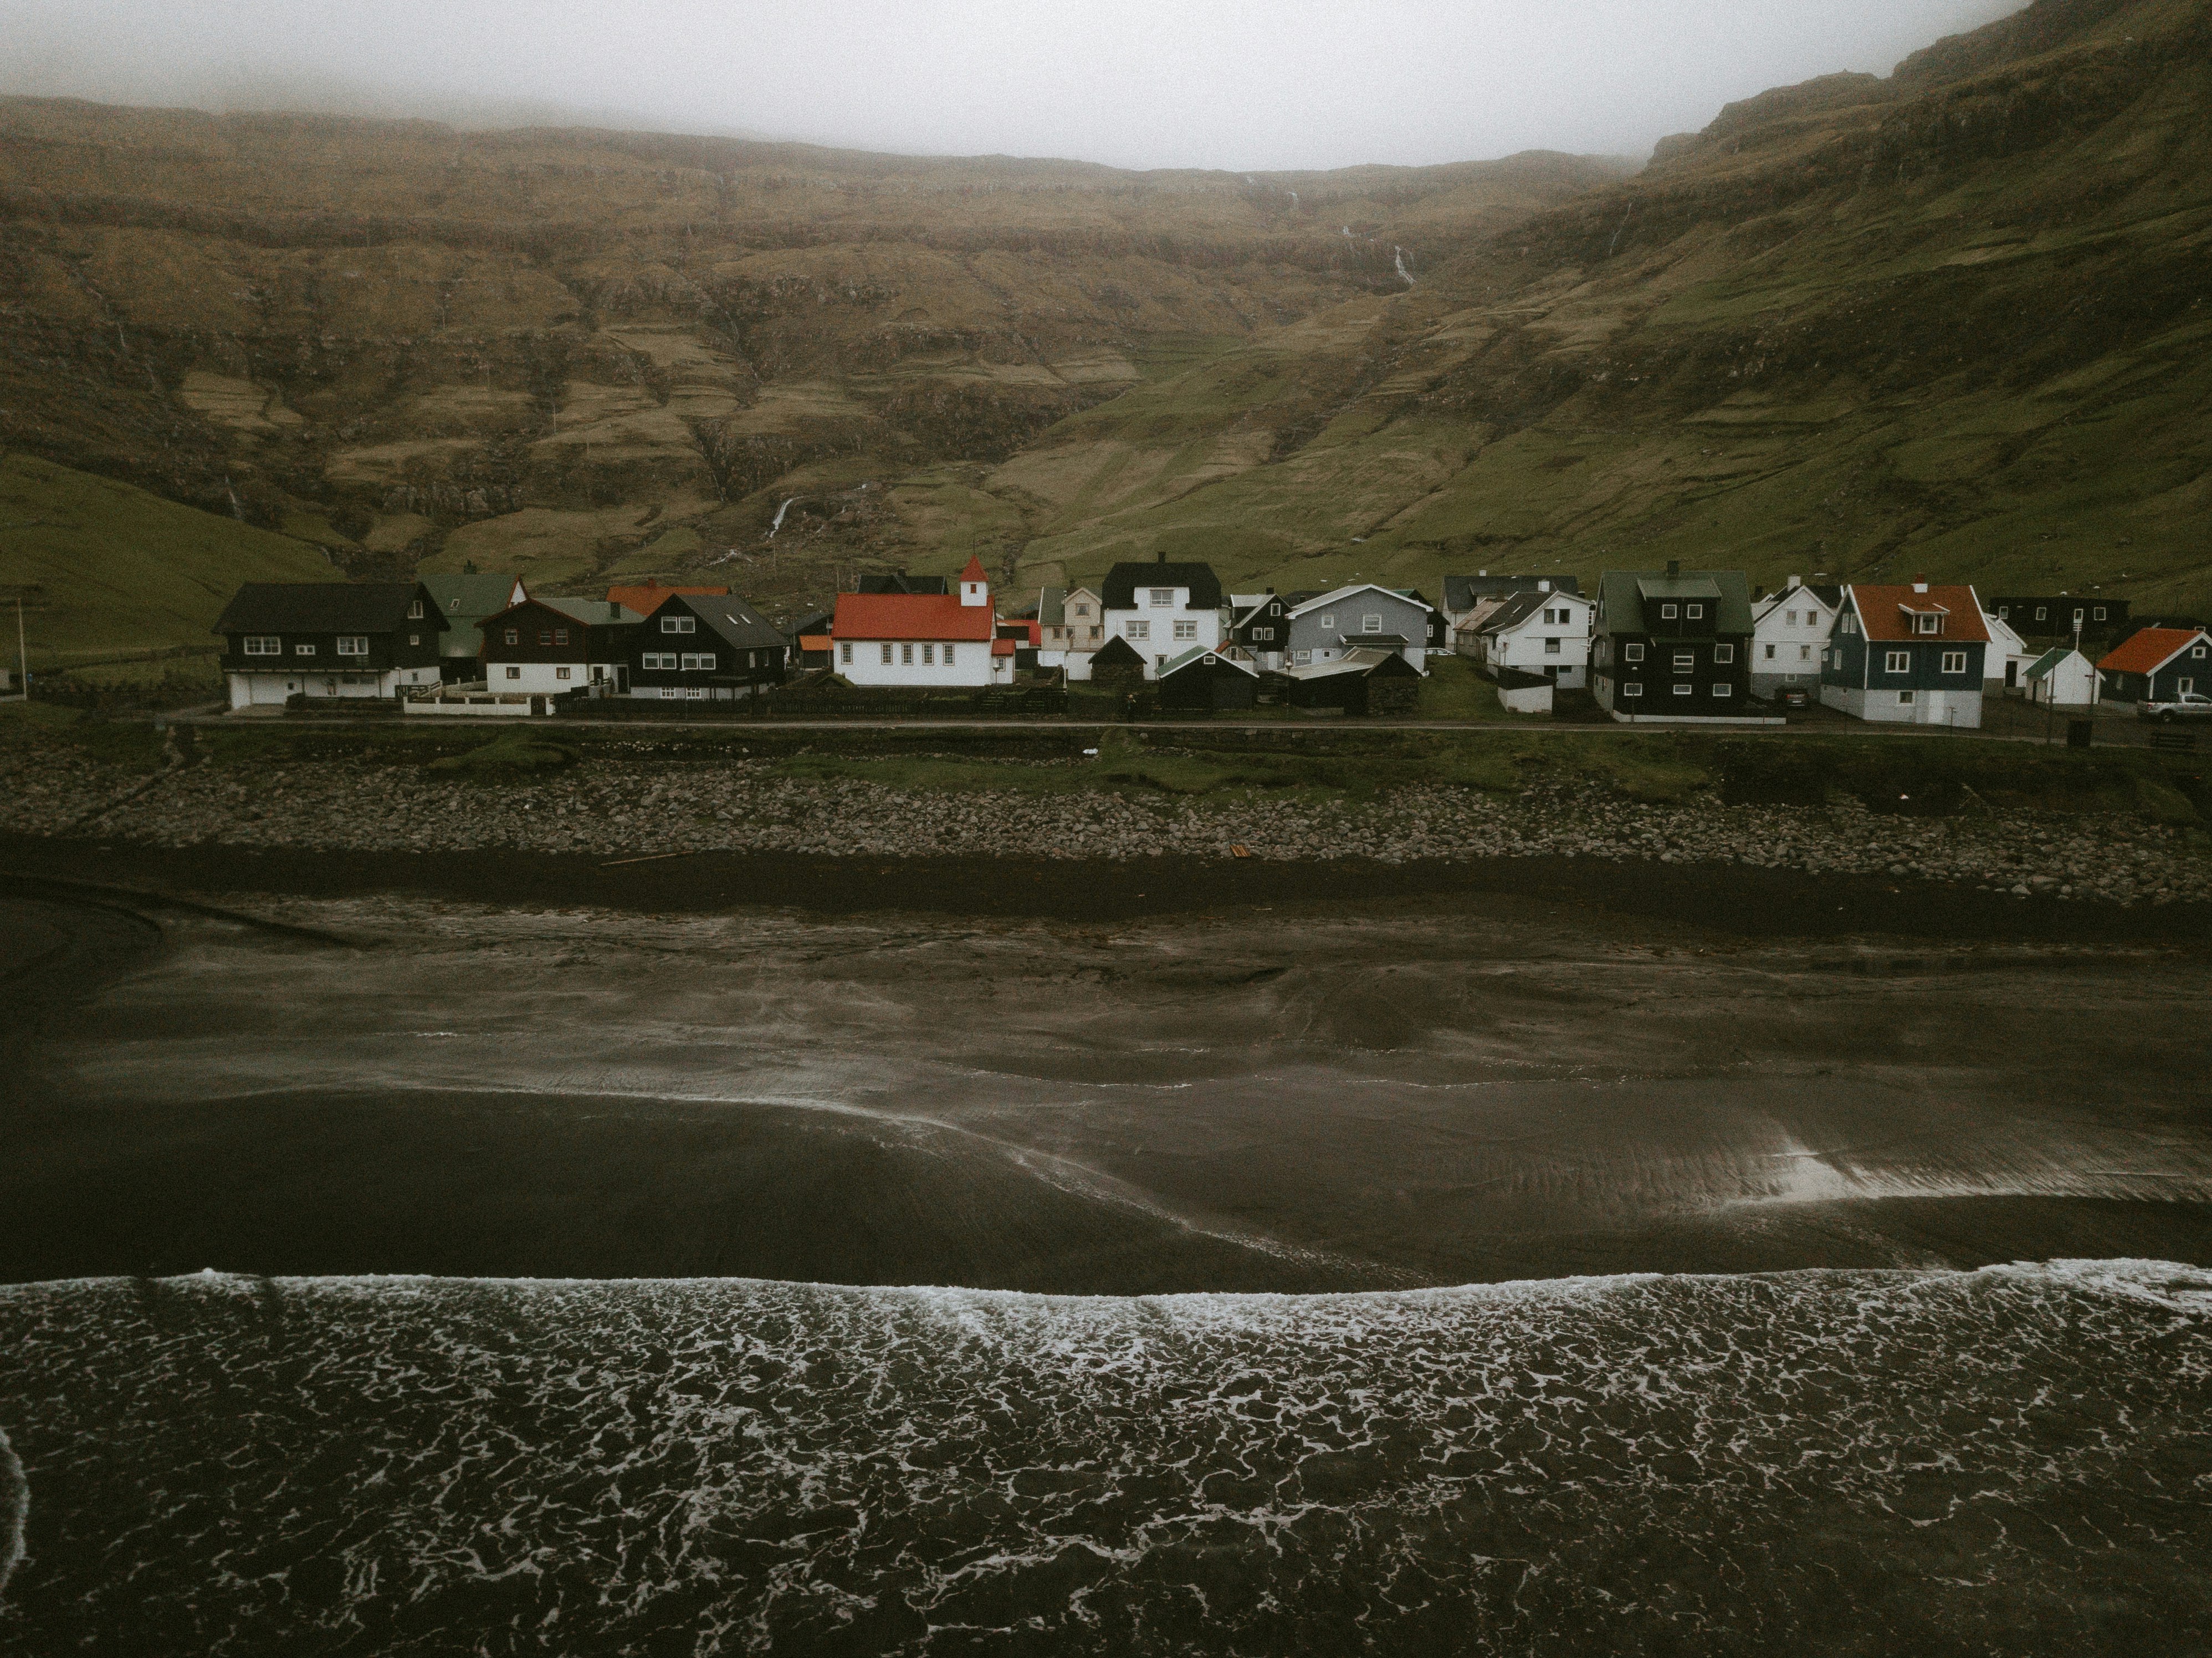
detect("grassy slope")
[0,454,338,669]
[875,0,2212,618]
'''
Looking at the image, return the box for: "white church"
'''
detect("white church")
[830,556,1002,685]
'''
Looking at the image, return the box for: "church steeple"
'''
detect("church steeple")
[960,555,989,608]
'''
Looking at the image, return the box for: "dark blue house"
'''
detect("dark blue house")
[1820,581,1989,728]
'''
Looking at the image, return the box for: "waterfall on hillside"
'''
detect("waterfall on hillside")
[224,478,245,521]
[769,497,800,538]
[1394,247,1417,287]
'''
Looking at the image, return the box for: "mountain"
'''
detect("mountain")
[0,97,1620,631]
[954,0,2212,617]
[3,0,2208,648]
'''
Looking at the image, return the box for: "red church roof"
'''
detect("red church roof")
[2099,627,2209,674]
[1847,584,1990,643]
[832,591,995,642]
[960,555,988,584]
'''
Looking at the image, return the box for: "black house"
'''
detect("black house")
[857,571,949,596]
[1589,564,1757,720]
[629,591,790,700]
[1156,646,1261,711]
[1229,592,1290,659]
[214,581,446,710]
[1987,595,2129,638]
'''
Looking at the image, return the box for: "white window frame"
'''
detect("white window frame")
[1941,651,1967,675]
[922,644,934,665]
[243,635,281,657]
[1174,620,1198,641]
[1544,637,1560,655]
[1660,603,1678,620]
[1885,650,1911,673]
[880,643,893,664]
[1672,683,1692,695]
[1362,614,1383,633]
[1763,643,1776,660]
[642,652,677,671]
[1149,588,1173,607]
[1686,603,1704,620]
[1624,643,1644,663]
[1127,620,1150,642]
[1713,683,1732,697]
[1713,643,1734,664]
[1622,683,1643,698]
[1672,652,1694,672]
[841,642,854,664]
[901,644,914,665]
[294,643,316,657]
[944,646,956,666]
[662,616,696,634]
[1916,614,1940,635]
[336,635,368,657]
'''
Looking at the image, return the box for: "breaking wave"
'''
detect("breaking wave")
[3,1261,2211,1653]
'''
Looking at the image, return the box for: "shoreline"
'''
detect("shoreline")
[8,833,2210,945]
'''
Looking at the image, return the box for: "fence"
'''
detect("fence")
[560,685,1078,722]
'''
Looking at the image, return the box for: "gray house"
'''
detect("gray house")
[1284,584,1437,672]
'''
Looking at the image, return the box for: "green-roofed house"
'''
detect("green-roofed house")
[1590,562,1769,723]
[419,572,524,683]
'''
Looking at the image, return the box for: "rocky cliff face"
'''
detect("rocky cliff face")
[0,104,1619,608]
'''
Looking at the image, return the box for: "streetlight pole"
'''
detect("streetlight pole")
[11,596,22,702]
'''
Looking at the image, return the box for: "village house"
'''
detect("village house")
[2023,646,2100,707]
[831,555,997,685]
[1749,579,1840,699]
[628,590,788,700]
[1589,565,1760,721]
[1036,586,1105,672]
[1468,588,1593,688]
[1090,557,1226,680]
[1820,580,1989,727]
[1276,647,1422,715]
[1441,573,1580,636]
[214,581,447,709]
[419,572,522,684]
[479,590,646,699]
[1981,607,2038,694]
[1227,592,1291,671]
[1284,584,1437,673]
[783,607,834,671]
[1988,593,2129,638]
[1156,645,1262,711]
[2096,626,2212,705]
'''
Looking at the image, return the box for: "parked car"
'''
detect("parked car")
[2139,693,2212,722]
[1774,685,1811,709]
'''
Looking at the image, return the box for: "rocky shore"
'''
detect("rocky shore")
[5,745,2206,908]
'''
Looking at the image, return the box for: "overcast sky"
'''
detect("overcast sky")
[2,0,2022,171]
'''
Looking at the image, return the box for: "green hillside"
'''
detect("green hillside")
[0,453,340,671]
[864,0,2212,618]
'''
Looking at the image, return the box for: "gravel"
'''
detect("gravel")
[5,746,2206,907]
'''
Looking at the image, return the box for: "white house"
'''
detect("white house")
[2024,646,2100,707]
[1035,585,1104,673]
[1981,608,2039,693]
[831,555,997,686]
[1091,558,1226,680]
[1469,589,1592,688]
[1749,579,1840,699]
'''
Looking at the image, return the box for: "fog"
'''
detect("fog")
[4,0,2024,171]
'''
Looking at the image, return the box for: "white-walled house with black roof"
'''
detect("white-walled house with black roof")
[214,582,447,709]
[1090,557,1225,680]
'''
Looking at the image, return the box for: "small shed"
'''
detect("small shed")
[1278,647,1420,715]
[1156,646,1261,711]
[1494,666,1554,714]
[2025,646,2099,707]
[1088,634,1149,689]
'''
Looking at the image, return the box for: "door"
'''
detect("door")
[2005,661,2018,688]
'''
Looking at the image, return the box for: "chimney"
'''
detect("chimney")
[1538,580,1551,592]
[1787,574,1800,590]
[1478,568,1488,577]
[1666,560,1681,577]
[1912,574,1929,594]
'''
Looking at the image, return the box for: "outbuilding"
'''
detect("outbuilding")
[1277,646,1420,715]
[2023,646,2099,708]
[1156,646,1261,711]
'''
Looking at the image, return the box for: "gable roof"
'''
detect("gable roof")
[1753,585,1840,624]
[1158,644,1260,678]
[213,582,441,636]
[784,607,833,638]
[1099,561,1222,611]
[670,592,788,652]
[1845,585,1991,644]
[1287,582,1435,620]
[959,555,988,585]
[2025,647,2089,682]
[538,595,647,627]
[1597,569,1757,635]
[1037,587,1067,626]
[856,571,948,595]
[2098,626,2212,675]
[1478,589,1587,634]
[1279,646,1412,680]
[608,581,728,616]
[831,591,996,642]
[420,573,518,622]
[1442,574,1579,611]
[1089,634,1148,669]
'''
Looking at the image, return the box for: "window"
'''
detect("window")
[1362,615,1383,633]
[1661,603,1678,620]
[1319,614,1335,630]
[1916,614,1939,635]
[1882,649,1910,673]
[1156,654,1168,669]
[922,644,934,665]
[505,666,520,680]
[1713,683,1732,697]
[1127,621,1150,641]
[295,643,316,656]
[901,644,914,665]
[1073,603,1089,617]
[841,642,853,664]
[1624,643,1644,663]
[504,628,518,646]
[1997,606,2008,619]
[1253,627,1273,642]
[537,631,552,646]
[2181,678,2196,695]
[1673,683,1692,695]
[1622,683,1643,698]
[1175,620,1197,640]
[1714,644,1734,664]
[662,616,695,634]
[642,652,677,670]
[2035,607,2048,622]
[1785,611,1798,627]
[1842,616,1857,635]
[1686,603,1704,620]
[2195,647,2208,659]
[880,643,893,664]
[1149,588,1172,606]
[449,598,461,611]
[1672,652,1694,672]
[555,666,571,681]
[554,629,569,646]
[680,653,716,672]
[2093,607,2107,621]
[1898,690,1915,705]
[944,646,956,666]
[1942,651,1967,675]
[408,633,421,646]
[408,600,423,620]
[337,636,367,657]
[1089,626,1102,640]
[1294,649,1311,663]
[1544,637,1560,655]
[2073,610,2085,624]
[244,635,281,656]
[1763,643,1776,661]
[1799,645,1812,662]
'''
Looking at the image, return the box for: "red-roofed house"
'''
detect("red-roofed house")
[2097,627,2212,705]
[1820,580,1990,726]
[607,580,730,617]
[831,556,999,684]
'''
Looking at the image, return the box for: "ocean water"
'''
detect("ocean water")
[3,1263,2210,1654]
[3,893,2211,1652]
